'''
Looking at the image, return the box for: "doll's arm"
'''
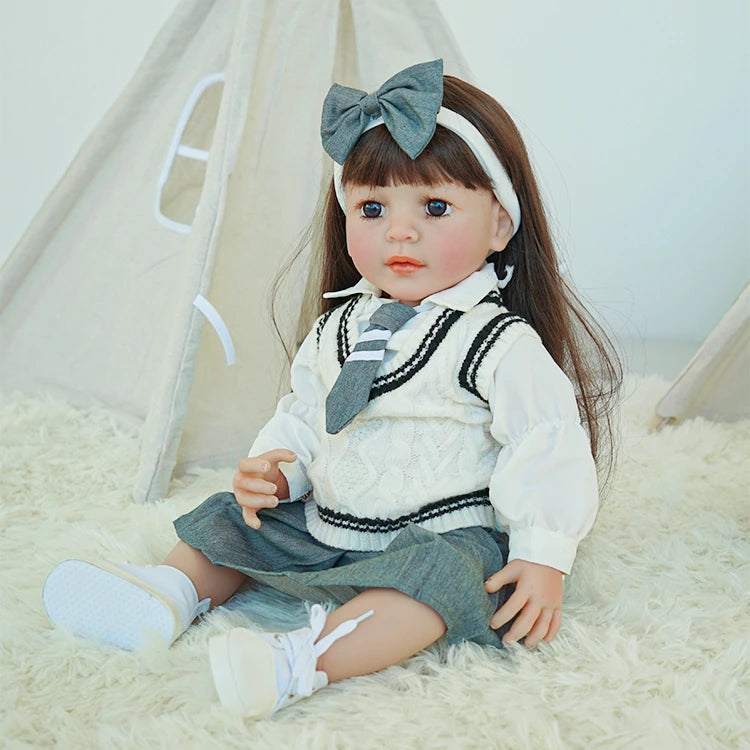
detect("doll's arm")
[248,330,324,502]
[481,333,598,647]
[486,333,598,574]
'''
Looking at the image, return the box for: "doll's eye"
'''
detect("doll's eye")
[425,199,452,217]
[361,201,384,219]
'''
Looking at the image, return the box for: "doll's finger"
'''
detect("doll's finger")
[241,507,261,529]
[484,569,511,593]
[484,560,521,593]
[260,449,297,466]
[235,477,277,495]
[522,609,553,649]
[490,589,524,629]
[502,604,540,645]
[238,451,296,478]
[543,609,562,644]
[235,491,279,510]
[237,457,271,476]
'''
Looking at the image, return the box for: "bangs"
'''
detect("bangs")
[342,125,493,191]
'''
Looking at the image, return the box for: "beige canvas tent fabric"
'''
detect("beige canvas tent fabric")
[655,283,750,425]
[0,0,471,502]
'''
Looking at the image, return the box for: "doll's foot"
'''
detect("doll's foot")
[42,559,210,650]
[209,604,373,717]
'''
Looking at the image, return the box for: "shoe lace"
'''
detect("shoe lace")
[285,604,374,699]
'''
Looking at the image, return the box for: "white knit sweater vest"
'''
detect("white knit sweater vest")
[304,290,533,552]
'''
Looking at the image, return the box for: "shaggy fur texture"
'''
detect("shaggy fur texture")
[1,376,748,749]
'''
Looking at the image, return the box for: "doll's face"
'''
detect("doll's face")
[344,181,512,306]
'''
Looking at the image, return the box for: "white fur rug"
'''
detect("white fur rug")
[1,376,748,749]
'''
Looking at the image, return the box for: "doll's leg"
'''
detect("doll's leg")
[209,586,446,716]
[163,540,246,607]
[316,587,446,682]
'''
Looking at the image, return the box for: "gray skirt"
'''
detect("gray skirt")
[174,493,513,647]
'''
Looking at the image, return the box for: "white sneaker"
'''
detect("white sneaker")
[209,604,373,717]
[42,559,210,650]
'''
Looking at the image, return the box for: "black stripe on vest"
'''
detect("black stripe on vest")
[481,289,505,308]
[315,489,491,533]
[370,308,463,399]
[315,307,337,349]
[336,297,363,365]
[459,312,526,402]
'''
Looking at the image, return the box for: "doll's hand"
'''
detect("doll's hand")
[233,449,297,529]
[484,559,563,648]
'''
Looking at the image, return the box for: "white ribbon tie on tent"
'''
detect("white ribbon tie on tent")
[155,72,226,234]
[193,294,235,366]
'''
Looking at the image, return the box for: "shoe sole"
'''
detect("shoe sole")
[42,559,180,650]
[209,628,278,717]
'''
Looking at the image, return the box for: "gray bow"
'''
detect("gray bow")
[321,59,444,165]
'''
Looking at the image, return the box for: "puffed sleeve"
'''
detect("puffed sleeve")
[248,328,324,502]
[487,333,598,574]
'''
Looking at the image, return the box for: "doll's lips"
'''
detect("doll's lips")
[386,256,424,274]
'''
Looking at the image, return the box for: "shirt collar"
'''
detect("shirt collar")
[322,277,382,300]
[322,262,499,313]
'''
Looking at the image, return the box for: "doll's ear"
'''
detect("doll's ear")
[489,203,514,254]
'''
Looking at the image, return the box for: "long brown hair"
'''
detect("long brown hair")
[274,75,622,486]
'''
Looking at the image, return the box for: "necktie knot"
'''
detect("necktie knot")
[366,301,417,332]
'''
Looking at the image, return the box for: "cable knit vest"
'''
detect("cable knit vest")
[303,289,533,551]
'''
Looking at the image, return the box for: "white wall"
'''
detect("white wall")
[0,0,179,262]
[1,0,748,346]
[439,0,749,345]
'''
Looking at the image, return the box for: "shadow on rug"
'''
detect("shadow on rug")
[1,376,748,749]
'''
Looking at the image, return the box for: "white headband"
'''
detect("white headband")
[333,106,521,236]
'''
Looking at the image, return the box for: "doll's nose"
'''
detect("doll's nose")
[385,213,419,243]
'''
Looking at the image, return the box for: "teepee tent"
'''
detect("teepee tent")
[654,283,750,426]
[0,0,471,502]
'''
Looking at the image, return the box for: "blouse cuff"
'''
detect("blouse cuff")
[278,459,313,503]
[507,526,579,575]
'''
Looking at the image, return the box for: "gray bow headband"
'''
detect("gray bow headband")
[321,59,444,164]
[321,59,522,235]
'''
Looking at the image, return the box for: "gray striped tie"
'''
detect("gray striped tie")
[325,302,417,434]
